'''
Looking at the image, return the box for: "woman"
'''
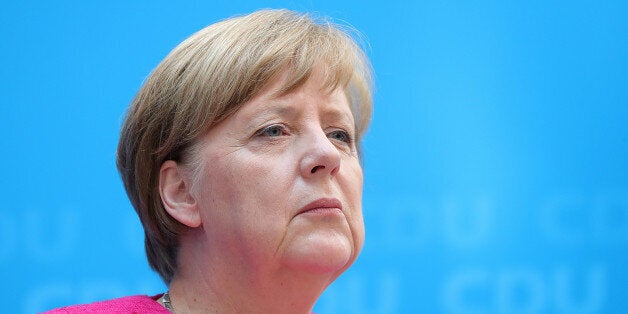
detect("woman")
[46,8,372,313]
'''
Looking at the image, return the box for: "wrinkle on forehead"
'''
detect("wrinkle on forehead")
[240,65,354,120]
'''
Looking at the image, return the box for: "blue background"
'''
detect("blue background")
[1,1,626,313]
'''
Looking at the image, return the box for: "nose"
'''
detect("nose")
[299,129,341,178]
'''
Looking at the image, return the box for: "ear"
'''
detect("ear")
[159,160,201,228]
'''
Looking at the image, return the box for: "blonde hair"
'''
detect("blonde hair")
[116,9,373,284]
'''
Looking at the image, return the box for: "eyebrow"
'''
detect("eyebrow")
[240,102,297,129]
[248,103,298,120]
[242,94,355,129]
[249,104,353,124]
[321,107,355,125]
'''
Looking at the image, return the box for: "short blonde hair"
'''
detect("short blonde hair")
[116,9,373,284]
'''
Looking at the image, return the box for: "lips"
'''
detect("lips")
[298,198,343,215]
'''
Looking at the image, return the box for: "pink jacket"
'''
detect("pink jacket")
[42,295,170,313]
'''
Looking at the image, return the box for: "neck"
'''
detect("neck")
[167,231,338,313]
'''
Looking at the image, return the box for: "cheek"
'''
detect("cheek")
[343,159,364,207]
[341,160,365,240]
[195,152,295,232]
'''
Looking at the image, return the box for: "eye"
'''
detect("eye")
[328,129,353,145]
[257,124,288,138]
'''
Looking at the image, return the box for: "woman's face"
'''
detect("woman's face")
[188,67,364,277]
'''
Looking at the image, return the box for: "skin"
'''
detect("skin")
[159,66,364,313]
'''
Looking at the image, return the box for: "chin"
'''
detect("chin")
[282,228,357,275]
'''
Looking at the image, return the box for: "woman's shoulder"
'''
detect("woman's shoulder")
[42,294,169,313]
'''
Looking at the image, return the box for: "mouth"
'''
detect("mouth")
[297,198,343,216]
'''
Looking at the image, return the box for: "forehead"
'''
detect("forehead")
[237,66,355,122]
[250,87,350,115]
